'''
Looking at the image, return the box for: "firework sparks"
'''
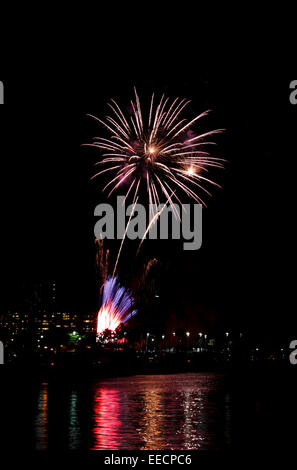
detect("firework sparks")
[86,88,224,211]
[97,275,137,335]
[95,238,109,284]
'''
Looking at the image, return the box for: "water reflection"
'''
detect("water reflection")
[68,390,81,450]
[35,382,48,450]
[181,390,207,449]
[89,374,225,450]
[32,373,229,450]
[140,390,164,449]
[92,388,122,450]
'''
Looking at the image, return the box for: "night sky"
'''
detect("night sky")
[1,48,296,343]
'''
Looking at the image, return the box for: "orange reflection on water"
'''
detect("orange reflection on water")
[91,387,121,450]
[139,389,165,450]
[35,382,48,450]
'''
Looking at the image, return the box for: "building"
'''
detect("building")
[0,310,96,337]
[0,312,30,335]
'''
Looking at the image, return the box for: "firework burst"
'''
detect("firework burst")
[86,88,224,211]
[97,275,137,335]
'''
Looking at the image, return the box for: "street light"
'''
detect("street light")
[145,333,149,353]
[186,331,190,337]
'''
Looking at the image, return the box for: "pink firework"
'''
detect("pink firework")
[86,88,224,210]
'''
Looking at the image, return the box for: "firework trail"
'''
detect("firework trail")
[136,189,175,255]
[137,257,159,295]
[134,257,160,311]
[112,196,139,277]
[97,275,137,335]
[96,238,109,284]
[86,88,224,214]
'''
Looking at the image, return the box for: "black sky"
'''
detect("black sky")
[0,44,296,340]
